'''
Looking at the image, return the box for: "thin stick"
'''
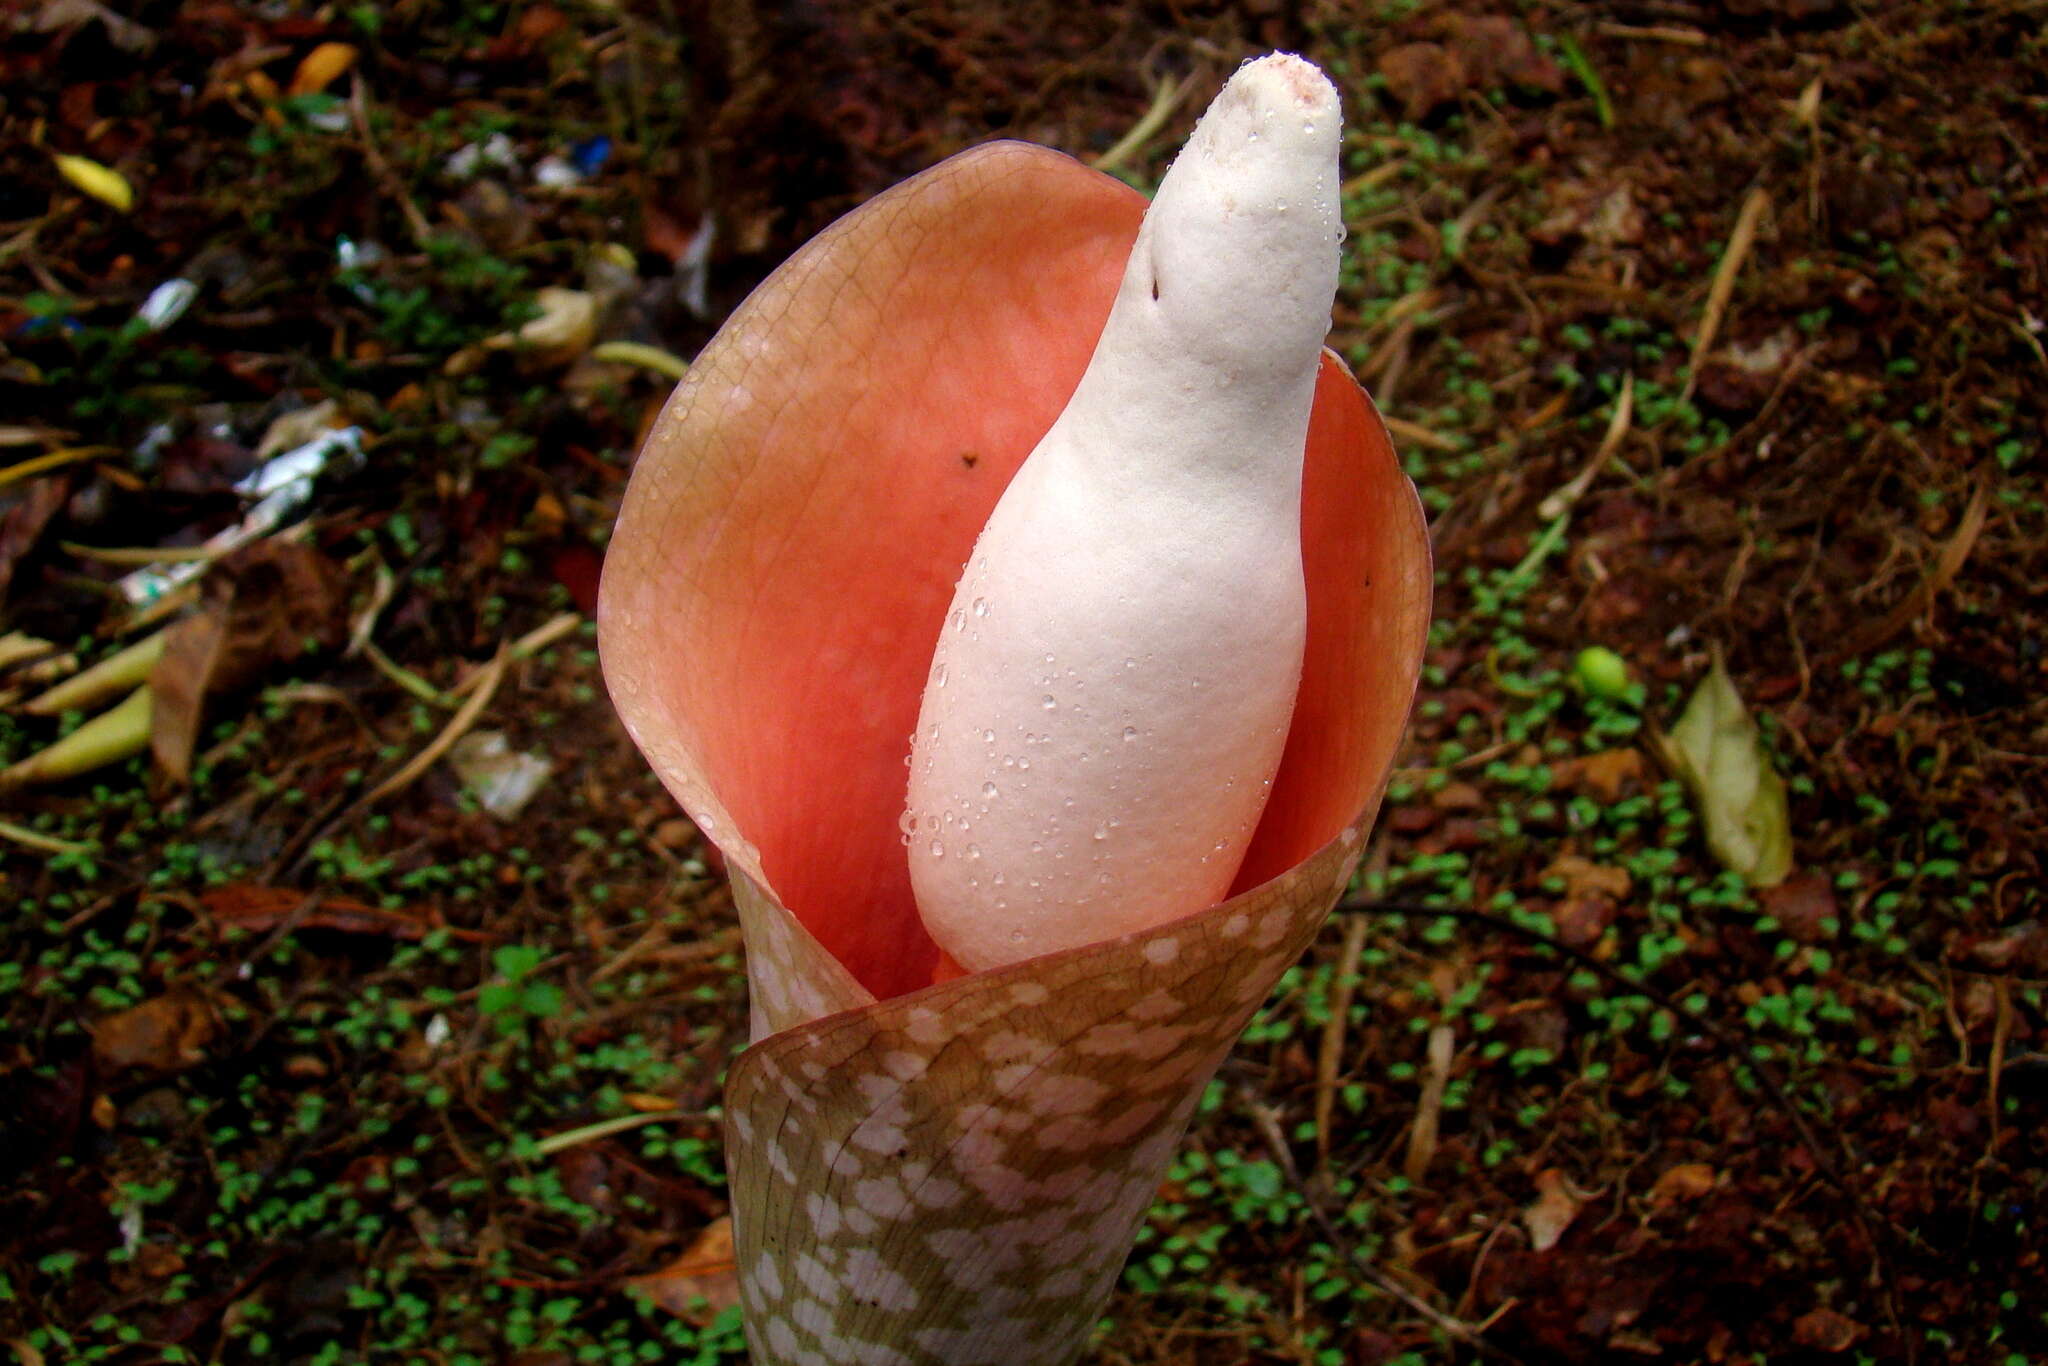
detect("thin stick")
[1681,188,1770,404]
[0,445,120,491]
[361,648,506,806]
[1091,71,1194,174]
[1537,372,1634,520]
[1314,912,1371,1167]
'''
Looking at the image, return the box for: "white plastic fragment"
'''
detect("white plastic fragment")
[445,132,519,179]
[115,427,365,605]
[135,279,198,332]
[449,730,554,819]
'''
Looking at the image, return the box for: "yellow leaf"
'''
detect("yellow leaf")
[288,42,359,97]
[1653,648,1794,887]
[52,153,134,213]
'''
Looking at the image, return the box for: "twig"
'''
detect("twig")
[534,1109,690,1156]
[1314,912,1371,1167]
[349,77,432,249]
[1536,372,1634,520]
[1680,188,1771,404]
[0,819,94,856]
[1594,21,1708,45]
[0,445,120,491]
[1381,416,1461,452]
[1091,70,1194,174]
[361,647,506,805]
[1834,481,1991,659]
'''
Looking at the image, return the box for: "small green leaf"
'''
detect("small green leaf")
[1653,650,1792,887]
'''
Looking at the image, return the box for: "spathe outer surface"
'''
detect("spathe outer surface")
[600,139,1432,1365]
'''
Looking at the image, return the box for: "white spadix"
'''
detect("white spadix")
[905,54,1344,972]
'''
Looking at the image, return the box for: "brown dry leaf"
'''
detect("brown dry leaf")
[150,609,228,783]
[1757,871,1839,943]
[1378,43,1468,120]
[34,0,156,52]
[0,473,71,601]
[1649,1162,1718,1208]
[1550,746,1647,803]
[1443,15,1563,94]
[1542,853,1632,901]
[197,884,463,941]
[149,542,348,781]
[287,42,358,97]
[627,1217,740,1326]
[91,991,218,1073]
[1792,1307,1864,1353]
[1522,1168,1582,1252]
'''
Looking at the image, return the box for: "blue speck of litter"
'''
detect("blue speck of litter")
[570,136,612,176]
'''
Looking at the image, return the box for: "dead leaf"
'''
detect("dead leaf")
[1757,872,1838,943]
[479,287,597,372]
[1443,14,1563,94]
[1549,747,1647,802]
[627,1217,740,1326]
[197,884,479,941]
[1378,43,1468,121]
[0,473,70,600]
[91,991,218,1073]
[287,42,358,97]
[1653,650,1793,887]
[149,542,349,781]
[1541,853,1631,901]
[1792,1307,1864,1353]
[1522,1168,1582,1252]
[34,0,155,52]
[1953,923,2048,976]
[1648,1162,1718,1208]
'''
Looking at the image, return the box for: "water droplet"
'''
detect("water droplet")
[981,729,995,744]
[1275,199,1288,214]
[972,598,990,617]
[934,664,948,688]
[1124,658,1137,670]
[1092,825,1108,841]
[898,811,918,835]
[992,872,1005,886]
[950,609,966,632]
[1043,652,1055,665]
[1017,757,1031,771]
[928,838,945,859]
[1041,695,1056,710]
[1002,754,1016,769]
[1029,842,1044,855]
[1009,929,1026,944]
[967,844,981,860]
[927,723,939,743]
[1302,119,1317,135]
[981,781,999,800]
[1122,726,1138,742]
[1247,128,1260,142]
